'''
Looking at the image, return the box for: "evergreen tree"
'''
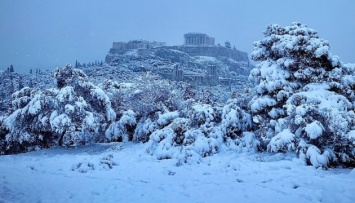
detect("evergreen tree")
[225,41,231,49]
[249,22,355,167]
[28,79,33,88]
[18,76,24,89]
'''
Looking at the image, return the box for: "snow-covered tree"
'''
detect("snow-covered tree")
[250,22,355,167]
[0,65,117,154]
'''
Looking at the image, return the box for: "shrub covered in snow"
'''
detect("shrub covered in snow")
[124,73,184,118]
[102,73,185,143]
[250,22,355,167]
[105,110,136,142]
[0,65,117,154]
[146,99,257,164]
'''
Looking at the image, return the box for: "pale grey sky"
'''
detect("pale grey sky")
[1,0,354,73]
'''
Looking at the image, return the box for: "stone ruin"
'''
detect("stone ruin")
[109,40,166,54]
[170,64,219,86]
[184,33,215,46]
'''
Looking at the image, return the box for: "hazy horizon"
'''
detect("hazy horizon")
[1,0,355,73]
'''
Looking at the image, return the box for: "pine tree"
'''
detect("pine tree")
[225,41,231,49]
[249,22,355,167]
[18,76,24,89]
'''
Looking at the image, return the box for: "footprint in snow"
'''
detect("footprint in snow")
[168,170,176,176]
[236,179,244,183]
[261,179,273,183]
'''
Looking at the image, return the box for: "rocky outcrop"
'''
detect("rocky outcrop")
[104,40,251,87]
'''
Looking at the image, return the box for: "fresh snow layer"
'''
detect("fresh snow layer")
[0,143,354,203]
[305,121,324,139]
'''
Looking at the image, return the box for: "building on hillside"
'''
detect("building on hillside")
[184,33,215,46]
[173,64,183,81]
[206,65,218,85]
[160,64,220,86]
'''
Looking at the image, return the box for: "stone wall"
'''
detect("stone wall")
[163,45,249,62]
[110,40,166,54]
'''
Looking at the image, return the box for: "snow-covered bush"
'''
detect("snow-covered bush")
[0,65,117,154]
[105,110,136,142]
[283,86,355,167]
[54,64,87,89]
[146,100,257,164]
[124,73,184,118]
[102,73,185,143]
[220,99,253,139]
[0,115,9,154]
[250,22,355,167]
[188,103,219,127]
[3,88,57,153]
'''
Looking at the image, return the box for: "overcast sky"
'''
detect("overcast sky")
[1,0,354,73]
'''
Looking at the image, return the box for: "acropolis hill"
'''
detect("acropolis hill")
[105,33,250,86]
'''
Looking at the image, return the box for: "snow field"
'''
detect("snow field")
[0,143,354,203]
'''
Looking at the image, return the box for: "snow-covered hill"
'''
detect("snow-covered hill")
[0,143,354,203]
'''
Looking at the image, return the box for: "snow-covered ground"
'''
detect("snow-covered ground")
[0,143,354,203]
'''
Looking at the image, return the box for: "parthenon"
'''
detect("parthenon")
[184,33,215,46]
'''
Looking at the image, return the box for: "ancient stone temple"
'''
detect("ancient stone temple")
[184,33,215,46]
